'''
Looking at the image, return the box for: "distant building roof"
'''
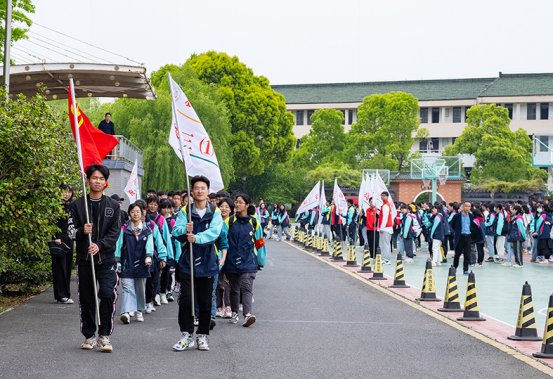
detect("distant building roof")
[272,73,553,104]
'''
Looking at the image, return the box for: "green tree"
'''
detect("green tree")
[1,0,35,61]
[306,164,361,189]
[186,51,295,179]
[346,91,422,172]
[0,88,78,289]
[294,109,346,170]
[107,64,234,193]
[445,104,546,182]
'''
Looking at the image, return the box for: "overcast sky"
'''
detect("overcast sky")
[26,0,553,85]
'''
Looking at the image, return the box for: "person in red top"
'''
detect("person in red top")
[378,192,394,264]
[365,197,380,259]
[330,201,344,241]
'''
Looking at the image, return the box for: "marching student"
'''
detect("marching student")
[159,199,179,303]
[484,203,497,262]
[269,203,279,239]
[321,200,332,241]
[494,204,508,262]
[365,198,379,259]
[172,175,223,352]
[258,202,269,237]
[277,204,293,241]
[429,204,445,267]
[67,164,121,353]
[378,191,394,265]
[507,205,526,268]
[400,205,416,263]
[115,203,154,324]
[221,193,266,327]
[345,199,357,245]
[216,198,233,319]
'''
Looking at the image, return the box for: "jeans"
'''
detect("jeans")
[211,272,219,318]
[277,225,292,240]
[269,222,277,238]
[485,235,495,259]
[403,237,414,258]
[120,277,146,314]
[398,235,405,256]
[532,238,539,260]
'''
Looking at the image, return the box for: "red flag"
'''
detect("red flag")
[67,89,119,170]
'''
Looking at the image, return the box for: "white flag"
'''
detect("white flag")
[296,181,321,216]
[168,74,224,192]
[124,159,140,202]
[318,180,327,225]
[374,172,397,218]
[332,178,348,223]
[359,175,371,212]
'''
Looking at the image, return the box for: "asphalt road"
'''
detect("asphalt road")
[0,240,548,378]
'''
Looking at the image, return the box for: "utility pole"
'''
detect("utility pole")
[3,0,13,95]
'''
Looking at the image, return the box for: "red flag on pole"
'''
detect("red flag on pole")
[67,89,119,170]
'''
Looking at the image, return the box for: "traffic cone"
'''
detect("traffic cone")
[416,260,440,302]
[457,272,486,321]
[346,245,359,267]
[508,282,541,341]
[438,266,463,312]
[369,251,385,280]
[533,294,553,359]
[359,249,372,273]
[389,253,409,288]
[294,229,299,242]
[332,241,344,261]
[320,238,330,257]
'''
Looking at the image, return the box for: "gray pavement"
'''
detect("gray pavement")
[0,240,549,378]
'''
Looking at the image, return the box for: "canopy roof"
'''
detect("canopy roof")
[0,62,156,100]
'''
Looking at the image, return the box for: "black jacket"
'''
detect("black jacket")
[451,212,481,247]
[68,195,121,265]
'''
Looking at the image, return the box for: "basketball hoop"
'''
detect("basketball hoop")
[439,173,447,185]
[422,179,431,188]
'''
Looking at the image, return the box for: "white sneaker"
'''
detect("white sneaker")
[243,313,256,327]
[59,297,74,304]
[160,294,168,304]
[196,334,210,351]
[229,312,239,324]
[97,335,113,353]
[80,336,96,350]
[154,294,161,306]
[150,303,156,312]
[224,307,232,318]
[120,313,130,324]
[173,332,195,351]
[512,264,522,268]
[145,303,152,314]
[194,318,199,326]
[136,311,144,322]
[501,262,512,267]
[129,311,135,317]
[405,258,414,263]
[216,308,224,318]
[549,257,553,262]
[431,261,437,267]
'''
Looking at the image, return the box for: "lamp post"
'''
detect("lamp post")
[3,0,12,95]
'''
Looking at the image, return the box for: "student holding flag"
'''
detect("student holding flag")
[378,191,394,265]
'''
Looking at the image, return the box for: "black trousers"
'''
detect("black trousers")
[146,266,161,303]
[77,260,118,338]
[366,229,379,259]
[160,265,172,294]
[476,243,485,264]
[454,235,472,272]
[178,275,214,335]
[51,246,73,301]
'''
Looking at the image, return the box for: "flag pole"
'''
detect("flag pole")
[69,78,101,327]
[169,82,195,317]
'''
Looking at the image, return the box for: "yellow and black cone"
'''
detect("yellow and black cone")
[438,266,463,312]
[389,253,409,288]
[369,251,385,280]
[346,245,359,267]
[533,294,553,358]
[359,249,372,273]
[294,229,299,243]
[509,282,541,341]
[416,260,440,302]
[332,241,344,261]
[317,236,323,252]
[457,271,486,321]
[320,238,330,257]
[307,233,313,249]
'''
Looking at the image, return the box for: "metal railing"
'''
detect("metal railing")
[106,135,143,167]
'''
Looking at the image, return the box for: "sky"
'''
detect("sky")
[22,0,553,85]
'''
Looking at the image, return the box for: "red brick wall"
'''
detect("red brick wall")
[391,180,463,204]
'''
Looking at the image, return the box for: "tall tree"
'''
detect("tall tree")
[1,0,35,61]
[186,51,295,180]
[445,104,546,182]
[294,109,346,170]
[346,91,423,171]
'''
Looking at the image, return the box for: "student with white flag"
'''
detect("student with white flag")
[332,178,348,241]
[124,159,140,203]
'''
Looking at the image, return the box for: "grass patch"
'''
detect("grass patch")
[0,284,50,314]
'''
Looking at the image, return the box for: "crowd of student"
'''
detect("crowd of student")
[294,193,553,275]
[52,165,267,353]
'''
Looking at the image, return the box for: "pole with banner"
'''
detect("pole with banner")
[124,159,140,202]
[68,78,101,327]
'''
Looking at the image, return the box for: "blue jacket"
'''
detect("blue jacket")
[115,221,154,278]
[484,212,495,236]
[401,213,416,239]
[173,203,223,277]
[534,213,552,239]
[430,213,445,241]
[221,215,267,274]
[321,206,331,225]
[507,215,527,242]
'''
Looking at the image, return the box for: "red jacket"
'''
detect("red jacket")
[365,208,379,231]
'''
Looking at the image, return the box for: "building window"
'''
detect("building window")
[452,107,461,123]
[540,103,549,120]
[296,110,304,125]
[431,108,440,123]
[420,108,428,123]
[452,137,457,145]
[348,110,355,124]
[539,136,549,152]
[504,104,513,119]
[429,137,439,153]
[419,139,428,152]
[307,110,314,125]
[527,103,537,120]
[464,106,471,121]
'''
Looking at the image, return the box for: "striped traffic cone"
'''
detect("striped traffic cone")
[389,253,409,288]
[457,272,486,321]
[320,238,330,257]
[533,294,553,359]
[359,249,372,273]
[369,251,385,280]
[508,282,541,341]
[416,260,440,302]
[332,241,344,261]
[438,266,463,312]
[346,245,359,267]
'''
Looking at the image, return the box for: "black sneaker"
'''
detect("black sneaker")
[485,257,494,262]
[209,318,216,330]
[166,292,174,302]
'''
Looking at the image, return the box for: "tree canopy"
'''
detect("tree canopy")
[1,0,35,61]
[445,104,546,183]
[186,51,295,179]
